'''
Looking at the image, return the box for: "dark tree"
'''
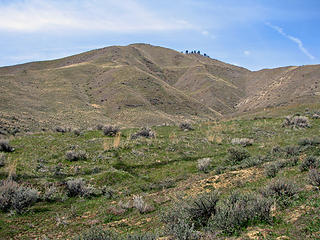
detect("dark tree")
[197,51,200,54]
[185,50,189,54]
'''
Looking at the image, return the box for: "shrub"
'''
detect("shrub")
[131,128,155,139]
[54,126,71,133]
[298,137,320,146]
[231,138,254,147]
[66,150,87,161]
[126,232,158,240]
[209,192,272,235]
[282,116,310,128]
[308,169,320,187]
[96,124,104,130]
[103,126,120,137]
[133,195,153,214]
[179,123,194,131]
[197,158,212,172]
[66,178,99,198]
[261,179,298,207]
[265,163,280,178]
[42,186,63,202]
[73,129,81,136]
[226,147,250,165]
[0,180,38,214]
[74,227,118,240]
[187,191,219,227]
[300,156,319,172]
[165,218,198,240]
[0,139,14,152]
[283,146,300,157]
[0,153,5,167]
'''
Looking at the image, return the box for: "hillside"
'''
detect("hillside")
[0,44,250,134]
[1,44,320,134]
[0,104,320,239]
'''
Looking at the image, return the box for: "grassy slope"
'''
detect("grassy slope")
[0,104,320,239]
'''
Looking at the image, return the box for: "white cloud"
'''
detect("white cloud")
[244,50,251,56]
[0,0,194,33]
[266,22,315,60]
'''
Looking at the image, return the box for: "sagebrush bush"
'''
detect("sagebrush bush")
[298,137,320,146]
[73,129,81,136]
[283,146,300,157]
[197,158,212,172]
[96,124,104,130]
[0,180,38,214]
[265,163,280,178]
[74,227,117,240]
[0,139,14,152]
[0,153,5,167]
[209,192,272,235]
[54,126,71,133]
[231,138,254,147]
[226,147,250,165]
[300,156,319,172]
[133,195,153,214]
[261,179,298,207]
[282,116,310,128]
[42,186,63,202]
[308,169,320,187]
[179,123,194,131]
[187,190,219,227]
[131,128,155,139]
[103,126,120,137]
[66,150,87,161]
[126,232,158,240]
[66,178,99,198]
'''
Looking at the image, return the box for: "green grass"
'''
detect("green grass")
[0,107,320,239]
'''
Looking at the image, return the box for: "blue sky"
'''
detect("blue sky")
[0,0,319,70]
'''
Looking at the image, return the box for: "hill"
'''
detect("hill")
[0,43,320,134]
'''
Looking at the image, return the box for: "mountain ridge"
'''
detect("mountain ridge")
[0,43,319,134]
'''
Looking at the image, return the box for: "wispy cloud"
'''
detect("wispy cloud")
[266,22,315,60]
[0,0,194,33]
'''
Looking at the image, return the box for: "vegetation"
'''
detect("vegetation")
[0,105,320,239]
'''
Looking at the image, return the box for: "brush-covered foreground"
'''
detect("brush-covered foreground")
[0,105,320,239]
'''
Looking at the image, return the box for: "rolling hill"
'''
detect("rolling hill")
[0,43,319,134]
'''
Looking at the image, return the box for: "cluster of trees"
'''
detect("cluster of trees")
[182,50,210,58]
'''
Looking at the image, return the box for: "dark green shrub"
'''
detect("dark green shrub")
[131,128,155,139]
[66,150,87,161]
[226,147,250,165]
[187,191,220,227]
[265,163,280,178]
[261,179,298,207]
[179,123,194,131]
[300,156,319,172]
[308,169,320,187]
[0,139,14,152]
[54,126,71,133]
[209,192,272,235]
[0,180,38,214]
[103,126,120,137]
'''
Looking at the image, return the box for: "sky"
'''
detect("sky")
[0,0,319,70]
